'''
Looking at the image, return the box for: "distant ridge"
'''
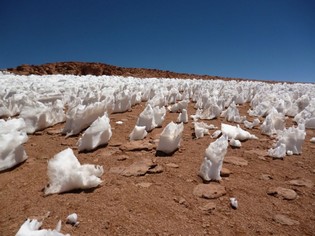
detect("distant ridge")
[4,61,236,81]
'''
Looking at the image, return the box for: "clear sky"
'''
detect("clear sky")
[0,0,314,83]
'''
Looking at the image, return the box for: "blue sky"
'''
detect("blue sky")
[0,0,314,82]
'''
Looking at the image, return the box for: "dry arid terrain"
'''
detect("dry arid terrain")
[1,63,314,236]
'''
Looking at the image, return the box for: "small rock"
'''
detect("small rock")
[230,197,238,209]
[260,174,273,180]
[166,163,179,168]
[147,165,164,174]
[220,167,231,177]
[267,187,297,200]
[288,179,313,188]
[136,182,152,188]
[109,142,122,147]
[104,220,110,230]
[66,213,78,226]
[174,197,190,208]
[117,155,129,161]
[273,214,300,226]
[122,159,156,177]
[224,156,248,166]
[120,140,154,151]
[199,202,216,214]
[193,184,226,199]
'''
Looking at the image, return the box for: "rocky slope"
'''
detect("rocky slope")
[5,61,233,80]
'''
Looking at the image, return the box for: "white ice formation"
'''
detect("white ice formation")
[294,99,315,129]
[20,100,65,134]
[77,113,112,152]
[221,123,258,141]
[157,122,184,154]
[1,71,314,163]
[153,106,166,127]
[44,148,104,195]
[229,138,242,148]
[194,121,217,139]
[62,101,108,137]
[268,125,306,158]
[243,118,260,129]
[221,101,245,123]
[211,130,222,139]
[16,219,69,236]
[136,104,157,131]
[168,100,189,113]
[260,108,285,136]
[177,109,188,123]
[199,134,229,181]
[0,118,28,171]
[129,125,148,140]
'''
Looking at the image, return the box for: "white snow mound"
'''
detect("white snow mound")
[177,109,188,123]
[221,123,258,141]
[194,122,217,139]
[44,148,104,195]
[0,118,28,171]
[157,122,184,154]
[268,125,306,158]
[136,104,157,131]
[129,125,148,140]
[199,134,229,181]
[16,219,69,236]
[77,113,112,152]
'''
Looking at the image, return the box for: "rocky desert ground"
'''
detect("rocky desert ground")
[1,63,314,236]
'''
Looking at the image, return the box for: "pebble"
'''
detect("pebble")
[220,167,231,177]
[230,197,238,209]
[193,184,226,199]
[109,142,123,147]
[66,213,79,226]
[273,214,300,226]
[147,165,164,174]
[117,155,129,161]
[267,187,297,200]
[287,179,313,188]
[260,174,273,180]
[199,202,216,214]
[166,163,179,168]
[174,196,190,208]
[136,182,152,188]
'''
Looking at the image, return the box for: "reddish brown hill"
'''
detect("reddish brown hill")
[5,61,231,80]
